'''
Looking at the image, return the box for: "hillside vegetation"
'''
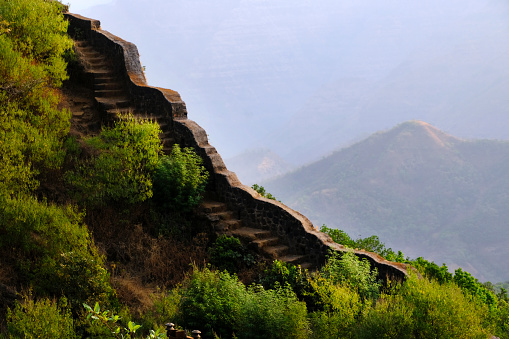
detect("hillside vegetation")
[265,120,509,283]
[0,1,508,338]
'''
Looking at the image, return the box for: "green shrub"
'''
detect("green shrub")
[251,184,278,201]
[495,299,509,339]
[308,275,364,338]
[66,114,162,206]
[320,225,405,261]
[355,294,414,339]
[454,268,497,309]
[4,294,76,339]
[177,267,245,338]
[209,235,254,273]
[177,267,309,339]
[0,194,89,260]
[152,144,208,212]
[238,285,310,339]
[358,276,491,338]
[0,194,114,314]
[320,250,381,302]
[411,257,452,284]
[258,260,315,310]
[0,0,72,86]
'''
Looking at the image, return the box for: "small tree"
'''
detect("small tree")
[65,114,162,206]
[152,144,208,212]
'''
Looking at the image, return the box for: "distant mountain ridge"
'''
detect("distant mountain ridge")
[264,121,509,282]
[226,148,295,185]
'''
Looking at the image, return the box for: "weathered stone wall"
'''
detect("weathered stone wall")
[64,12,411,282]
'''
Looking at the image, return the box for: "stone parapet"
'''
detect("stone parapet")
[64,12,410,282]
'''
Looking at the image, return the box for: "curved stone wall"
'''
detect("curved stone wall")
[64,12,411,281]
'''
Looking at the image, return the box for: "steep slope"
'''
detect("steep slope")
[264,121,509,282]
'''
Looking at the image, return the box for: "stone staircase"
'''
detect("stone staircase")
[73,40,175,153]
[201,198,313,270]
[72,39,312,270]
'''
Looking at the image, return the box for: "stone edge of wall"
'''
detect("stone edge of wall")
[64,12,411,281]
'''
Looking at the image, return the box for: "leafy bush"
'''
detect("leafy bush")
[83,302,166,339]
[251,184,278,201]
[177,267,245,338]
[152,144,208,212]
[0,0,72,85]
[177,267,309,339]
[51,251,114,314]
[308,275,364,338]
[358,276,490,338]
[209,235,254,273]
[4,294,76,339]
[0,0,72,195]
[0,194,114,314]
[355,294,414,339]
[411,257,453,284]
[238,285,310,339]
[320,250,381,302]
[320,225,405,261]
[66,114,162,206]
[454,268,497,309]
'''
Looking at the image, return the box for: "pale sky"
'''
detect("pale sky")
[64,0,113,12]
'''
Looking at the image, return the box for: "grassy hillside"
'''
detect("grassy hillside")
[1,1,509,338]
[265,120,509,283]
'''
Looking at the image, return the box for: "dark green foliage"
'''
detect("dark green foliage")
[358,276,490,339]
[307,276,364,338]
[320,250,381,302]
[0,0,72,85]
[237,285,310,339]
[0,0,72,195]
[411,257,453,284]
[251,184,278,200]
[152,144,209,212]
[209,235,255,273]
[177,267,309,339]
[5,294,76,339]
[0,194,114,315]
[454,268,497,309]
[177,268,245,338]
[0,194,89,260]
[320,225,405,262]
[65,114,162,206]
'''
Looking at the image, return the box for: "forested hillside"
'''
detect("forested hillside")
[264,121,509,283]
[0,1,508,338]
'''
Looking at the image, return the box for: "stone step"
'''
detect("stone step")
[96,96,131,110]
[90,69,115,78]
[252,236,280,249]
[95,82,124,91]
[200,200,228,214]
[229,227,272,242]
[206,211,236,223]
[94,76,117,84]
[278,254,308,265]
[214,219,242,233]
[95,89,126,98]
[263,244,290,259]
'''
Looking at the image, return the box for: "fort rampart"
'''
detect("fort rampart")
[64,12,411,281]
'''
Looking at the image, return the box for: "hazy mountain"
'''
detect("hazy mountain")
[74,0,509,168]
[263,121,509,282]
[226,148,295,185]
